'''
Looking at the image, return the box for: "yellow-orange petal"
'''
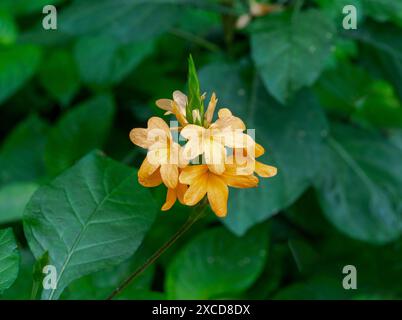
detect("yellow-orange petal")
[183,173,208,206]
[161,188,177,211]
[212,115,246,131]
[218,108,232,119]
[173,90,188,113]
[222,172,259,188]
[204,92,217,126]
[180,124,204,139]
[255,143,265,158]
[204,140,226,175]
[179,165,208,185]
[138,169,162,187]
[160,164,178,189]
[148,117,171,138]
[129,128,151,149]
[172,101,188,127]
[207,174,228,217]
[255,161,277,178]
[156,99,173,112]
[182,137,203,161]
[138,157,159,180]
[176,183,188,205]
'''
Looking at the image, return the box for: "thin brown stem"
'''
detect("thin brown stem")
[106,202,208,300]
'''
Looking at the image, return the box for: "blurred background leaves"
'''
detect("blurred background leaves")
[0,0,402,300]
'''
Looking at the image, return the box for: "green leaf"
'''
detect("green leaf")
[363,0,402,27]
[39,49,80,106]
[23,152,158,299]
[0,115,49,186]
[165,226,269,299]
[198,63,328,235]
[0,182,38,224]
[0,10,18,45]
[61,244,155,300]
[0,249,34,300]
[251,10,335,103]
[315,124,402,243]
[44,95,115,176]
[0,228,19,294]
[348,21,402,60]
[274,275,355,300]
[351,22,402,102]
[0,44,42,105]
[59,0,182,43]
[74,35,154,87]
[0,0,64,15]
[316,61,402,128]
[186,55,203,123]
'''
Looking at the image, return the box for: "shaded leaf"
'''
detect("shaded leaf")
[0,115,49,186]
[44,95,115,176]
[0,45,41,105]
[165,226,269,299]
[39,50,80,106]
[315,124,402,243]
[74,35,154,87]
[59,0,183,43]
[251,10,335,103]
[0,182,38,224]
[199,63,328,235]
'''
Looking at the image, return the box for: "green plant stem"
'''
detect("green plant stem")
[106,202,208,300]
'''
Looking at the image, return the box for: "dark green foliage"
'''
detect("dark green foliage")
[0,0,402,300]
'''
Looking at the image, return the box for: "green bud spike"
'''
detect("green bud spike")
[187,54,204,125]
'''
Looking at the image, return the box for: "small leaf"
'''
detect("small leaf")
[0,10,18,45]
[0,228,20,294]
[0,115,49,186]
[0,182,38,224]
[0,44,42,105]
[165,226,269,299]
[23,152,157,299]
[44,95,115,176]
[39,49,80,106]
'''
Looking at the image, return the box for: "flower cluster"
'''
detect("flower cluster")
[129,89,277,218]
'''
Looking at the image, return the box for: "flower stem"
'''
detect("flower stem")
[106,202,208,300]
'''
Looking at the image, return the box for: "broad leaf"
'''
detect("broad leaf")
[39,49,80,106]
[0,228,19,294]
[24,152,157,299]
[251,10,335,103]
[315,124,402,243]
[44,95,115,176]
[199,63,328,235]
[0,45,42,105]
[0,182,38,224]
[74,35,154,87]
[165,226,269,299]
[0,115,49,186]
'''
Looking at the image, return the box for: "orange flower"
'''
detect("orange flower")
[181,108,255,175]
[179,164,258,217]
[229,143,277,178]
[129,117,186,189]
